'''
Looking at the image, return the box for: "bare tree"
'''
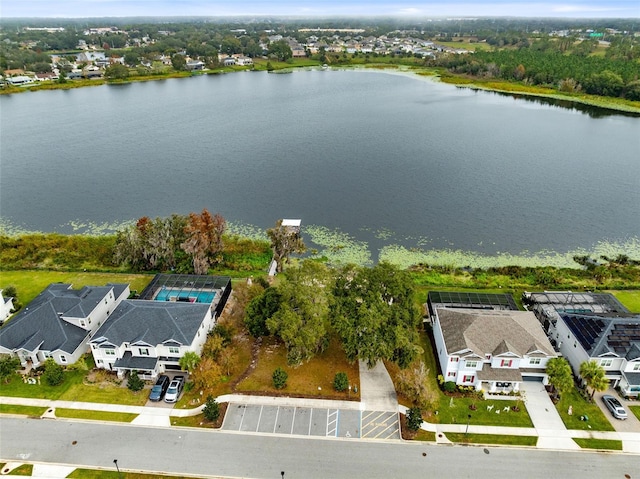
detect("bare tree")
[181,209,226,274]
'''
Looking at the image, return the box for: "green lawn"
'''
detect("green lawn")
[573,438,623,450]
[0,404,47,416]
[54,408,138,422]
[610,290,640,313]
[555,388,614,431]
[0,370,86,399]
[1,463,33,475]
[413,429,436,441]
[67,470,201,479]
[629,406,640,421]
[0,270,152,305]
[419,330,533,427]
[445,433,537,446]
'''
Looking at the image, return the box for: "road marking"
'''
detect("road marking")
[290,407,296,434]
[327,409,338,437]
[238,404,246,431]
[256,405,263,432]
[373,420,399,440]
[273,406,280,434]
[309,408,313,436]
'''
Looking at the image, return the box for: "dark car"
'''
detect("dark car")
[149,375,170,402]
[602,394,627,420]
[164,375,185,403]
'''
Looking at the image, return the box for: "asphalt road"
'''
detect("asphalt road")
[0,417,637,479]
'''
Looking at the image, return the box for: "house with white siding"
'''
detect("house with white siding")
[432,308,557,393]
[0,283,129,367]
[0,290,14,323]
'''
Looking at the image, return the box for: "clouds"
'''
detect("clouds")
[2,0,638,18]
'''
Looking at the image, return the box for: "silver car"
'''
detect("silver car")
[164,376,185,403]
[602,395,627,420]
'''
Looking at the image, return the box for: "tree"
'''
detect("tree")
[179,351,201,372]
[266,261,333,365]
[42,359,64,386]
[333,372,349,392]
[268,40,292,61]
[272,367,288,389]
[181,209,226,275]
[127,370,144,392]
[579,360,609,399]
[405,407,423,432]
[104,63,129,80]
[331,262,422,368]
[546,357,574,398]
[2,285,20,312]
[203,395,220,422]
[396,361,437,409]
[171,54,186,71]
[123,52,139,66]
[192,357,223,391]
[245,287,282,337]
[0,355,20,384]
[267,219,305,273]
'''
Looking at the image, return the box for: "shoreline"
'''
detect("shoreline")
[2,62,639,115]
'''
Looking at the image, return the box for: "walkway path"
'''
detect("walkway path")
[357,360,398,412]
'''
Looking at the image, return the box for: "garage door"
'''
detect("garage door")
[522,375,544,382]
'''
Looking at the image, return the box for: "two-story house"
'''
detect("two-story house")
[0,283,129,367]
[90,300,213,380]
[0,289,14,324]
[432,308,557,393]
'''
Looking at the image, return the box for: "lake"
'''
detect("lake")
[1,69,639,267]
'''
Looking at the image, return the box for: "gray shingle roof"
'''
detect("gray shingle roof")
[113,351,158,371]
[0,283,124,355]
[92,300,210,347]
[437,308,555,358]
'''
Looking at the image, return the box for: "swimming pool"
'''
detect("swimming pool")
[154,288,216,303]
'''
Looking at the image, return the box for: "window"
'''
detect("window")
[168,347,179,354]
[500,359,513,367]
[139,348,149,356]
[600,359,613,367]
[463,375,475,383]
[60,355,67,363]
[105,298,108,304]
[450,357,459,363]
[80,320,86,327]
[529,358,541,365]
[447,372,456,377]
[105,349,115,356]
[97,359,103,364]
[465,361,478,369]
[485,354,491,361]
[633,363,640,371]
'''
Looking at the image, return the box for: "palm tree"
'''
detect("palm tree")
[179,351,201,373]
[579,360,609,399]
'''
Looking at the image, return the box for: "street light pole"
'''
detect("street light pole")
[281,472,285,478]
[465,414,471,436]
[113,459,121,478]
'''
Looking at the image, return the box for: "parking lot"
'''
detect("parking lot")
[222,403,400,440]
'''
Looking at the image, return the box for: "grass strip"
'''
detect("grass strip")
[3,463,33,476]
[446,433,537,446]
[573,438,623,450]
[413,430,437,441]
[555,388,615,431]
[67,470,204,478]
[629,406,640,421]
[54,408,138,422]
[0,404,48,416]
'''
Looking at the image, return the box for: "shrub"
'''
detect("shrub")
[0,355,21,383]
[406,407,423,432]
[203,396,220,422]
[42,359,64,386]
[333,372,349,392]
[272,367,288,389]
[127,370,144,392]
[443,381,457,393]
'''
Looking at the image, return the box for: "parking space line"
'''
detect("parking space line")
[238,405,246,431]
[327,409,338,437]
[309,408,313,436]
[290,407,297,434]
[273,406,280,434]
[256,405,263,432]
[373,420,399,440]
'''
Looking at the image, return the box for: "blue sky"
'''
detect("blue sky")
[2,1,639,18]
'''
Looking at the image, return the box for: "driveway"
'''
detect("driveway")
[358,360,398,412]
[519,382,579,450]
[593,389,640,433]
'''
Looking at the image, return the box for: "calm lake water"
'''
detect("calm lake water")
[1,69,639,266]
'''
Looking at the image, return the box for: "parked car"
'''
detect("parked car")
[602,394,627,420]
[148,375,170,402]
[164,375,185,403]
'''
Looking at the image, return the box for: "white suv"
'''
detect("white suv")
[164,376,185,403]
